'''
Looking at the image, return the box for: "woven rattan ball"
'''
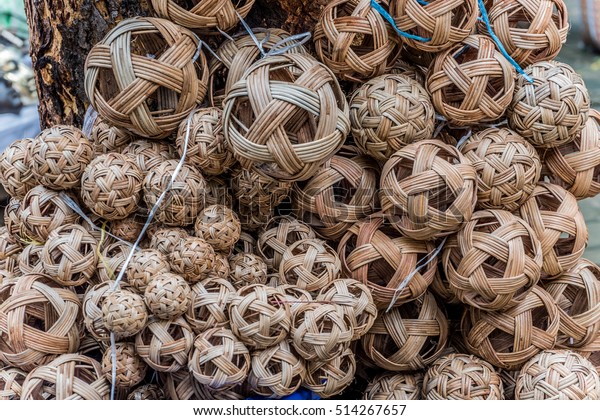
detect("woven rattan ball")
[97,242,134,283]
[337,215,437,309]
[508,61,590,148]
[18,244,44,275]
[0,138,36,199]
[31,125,93,190]
[0,227,21,273]
[19,186,80,243]
[380,140,477,240]
[85,17,208,139]
[145,272,192,320]
[212,253,231,279]
[350,74,435,161]
[4,197,21,239]
[276,284,314,316]
[101,341,147,388]
[81,153,143,220]
[427,35,516,126]
[391,0,478,52]
[135,316,194,372]
[248,340,306,398]
[544,259,600,348]
[235,231,257,255]
[423,353,504,400]
[161,370,200,399]
[229,284,291,349]
[186,277,236,333]
[41,224,99,287]
[0,274,81,371]
[443,210,543,311]
[363,372,423,400]
[317,278,377,340]
[223,53,349,182]
[279,239,341,293]
[83,281,129,344]
[314,0,401,82]
[91,116,134,156]
[126,249,170,293]
[110,215,145,243]
[122,139,176,177]
[480,0,568,66]
[518,182,587,278]
[188,328,251,390]
[150,227,189,256]
[102,289,148,339]
[150,0,253,31]
[231,167,292,211]
[128,384,166,400]
[462,286,560,370]
[21,354,109,400]
[304,346,355,398]
[362,292,448,371]
[170,237,215,282]
[194,205,241,253]
[144,160,207,226]
[545,109,600,199]
[257,217,316,271]
[516,350,600,399]
[0,367,26,400]
[460,128,542,211]
[228,252,268,289]
[176,108,235,176]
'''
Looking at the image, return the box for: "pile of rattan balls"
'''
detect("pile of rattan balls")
[1,0,600,401]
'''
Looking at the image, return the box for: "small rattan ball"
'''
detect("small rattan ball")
[128,384,166,400]
[126,249,170,293]
[363,372,423,400]
[228,252,268,289]
[122,139,176,177]
[508,61,590,148]
[518,182,587,278]
[150,0,253,31]
[31,125,93,190]
[0,138,36,199]
[81,152,143,220]
[257,216,316,271]
[304,346,356,398]
[143,160,207,226]
[516,350,600,400]
[170,237,215,282]
[194,205,241,253]
[101,341,147,388]
[212,253,231,278]
[362,291,448,371]
[102,289,148,339]
[85,17,209,139]
[83,281,130,344]
[110,215,145,243]
[380,139,477,240]
[135,316,194,372]
[188,328,251,390]
[229,284,291,349]
[231,167,292,211]
[0,227,21,273]
[144,272,192,320]
[350,74,435,161]
[0,367,26,400]
[91,116,134,156]
[186,277,235,334]
[4,197,21,238]
[97,242,134,283]
[150,227,189,256]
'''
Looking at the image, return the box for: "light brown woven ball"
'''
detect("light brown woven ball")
[363,372,423,400]
[186,277,235,334]
[110,215,145,243]
[508,61,590,148]
[194,205,241,253]
[102,289,149,339]
[150,0,253,31]
[276,284,314,316]
[91,116,134,156]
[170,237,215,282]
[3,197,21,239]
[126,249,170,293]
[84,17,209,139]
[188,328,251,391]
[122,139,176,177]
[212,253,231,279]
[143,160,207,226]
[135,316,194,372]
[257,216,316,271]
[0,367,26,400]
[81,152,143,221]
[0,227,21,274]
[18,244,44,275]
[380,139,477,240]
[516,350,600,400]
[0,138,36,199]
[101,341,147,388]
[304,346,355,398]
[128,384,166,400]
[231,167,292,211]
[350,74,435,161]
[228,252,268,289]
[144,272,192,320]
[31,125,93,190]
[83,281,129,344]
[161,369,202,400]
[97,242,134,283]
[150,227,189,256]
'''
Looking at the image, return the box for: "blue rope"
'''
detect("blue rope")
[370,0,431,43]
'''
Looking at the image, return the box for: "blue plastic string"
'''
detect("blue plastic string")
[370,0,431,43]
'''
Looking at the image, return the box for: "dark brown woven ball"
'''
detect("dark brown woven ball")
[102,289,148,339]
[127,384,166,400]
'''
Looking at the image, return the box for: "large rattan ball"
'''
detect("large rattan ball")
[31,125,93,190]
[362,291,448,371]
[84,17,209,139]
[150,227,189,256]
[516,350,600,399]
[186,277,235,334]
[462,286,560,370]
[194,205,241,253]
[170,237,215,282]
[143,160,207,226]
[518,182,587,278]
[126,249,170,293]
[380,139,477,240]
[91,116,134,156]
[257,216,316,271]
[101,341,147,388]
[128,384,166,400]
[350,74,435,161]
[304,346,355,398]
[508,61,590,148]
[150,0,253,31]
[0,274,81,371]
[21,354,109,400]
[229,284,291,349]
[81,153,143,220]
[188,328,251,390]
[3,197,21,239]
[460,128,542,211]
[18,244,44,275]
[230,167,291,214]
[135,316,194,372]
[97,242,134,283]
[223,53,349,182]
[427,35,516,126]
[443,210,543,312]
[363,372,423,400]
[314,0,401,82]
[228,252,268,289]
[19,186,80,243]
[545,109,600,199]
[391,0,478,52]
[0,367,26,400]
[122,139,176,177]
[423,353,504,400]
[144,272,192,320]
[102,289,148,339]
[0,227,21,273]
[0,138,36,199]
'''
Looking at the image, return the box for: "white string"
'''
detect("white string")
[110,332,117,400]
[455,128,473,149]
[82,106,99,138]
